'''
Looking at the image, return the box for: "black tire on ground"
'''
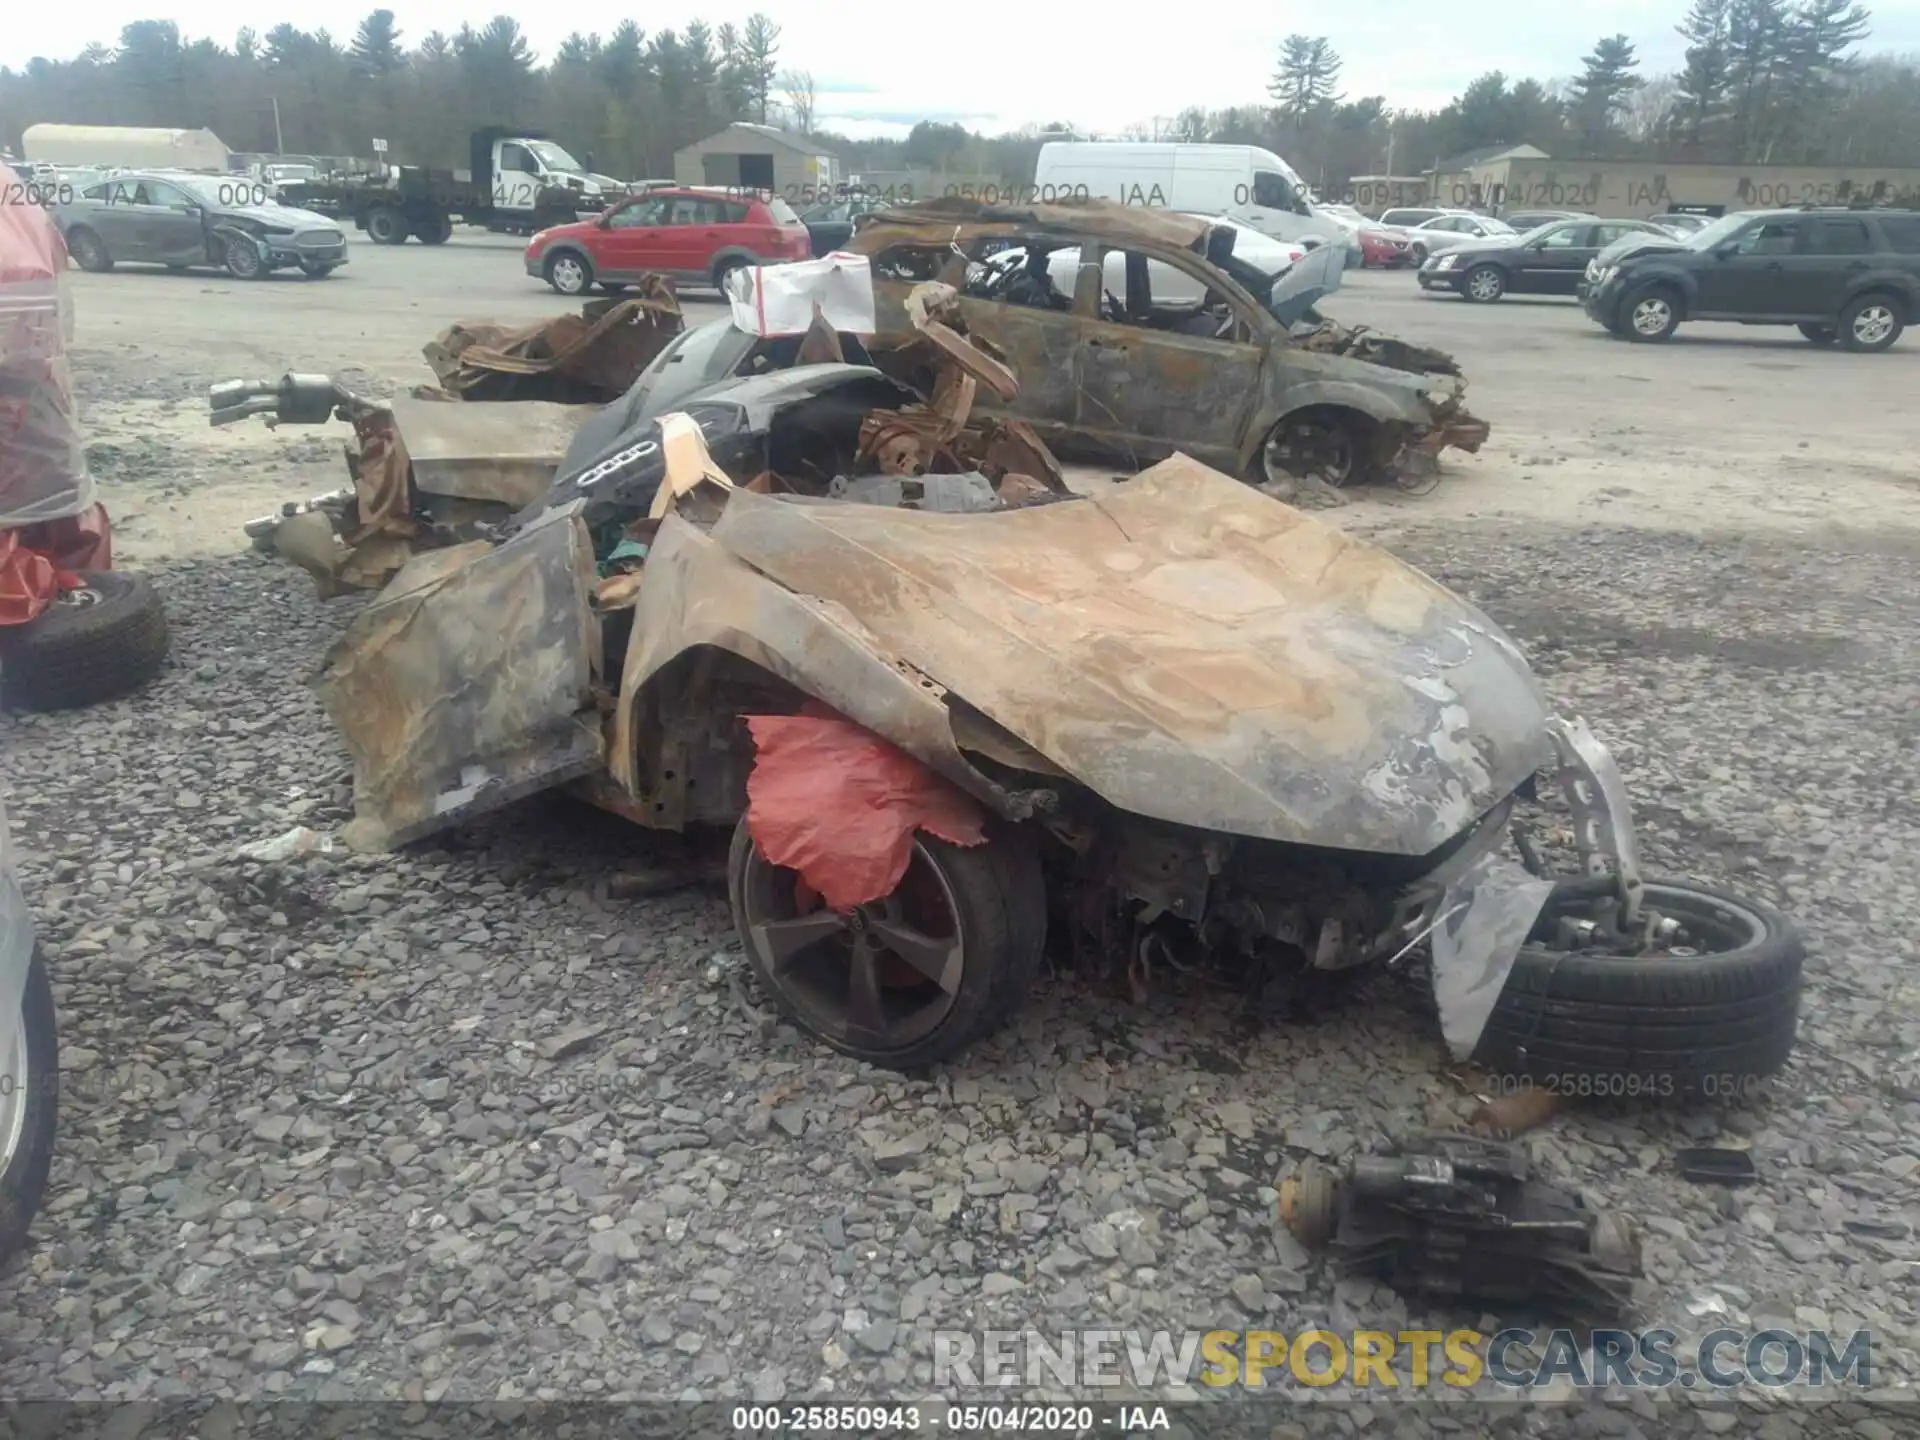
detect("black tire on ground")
[298,260,338,279]
[414,213,453,245]
[729,816,1046,1070]
[1462,263,1507,303]
[365,206,407,245]
[66,227,111,272]
[1408,243,1428,266]
[1839,292,1905,353]
[1472,877,1804,1096]
[1621,285,1681,343]
[0,571,170,712]
[712,258,747,295]
[0,948,59,1264]
[1798,323,1837,345]
[544,249,593,296]
[599,282,630,294]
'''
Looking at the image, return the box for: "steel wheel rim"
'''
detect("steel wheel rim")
[741,839,967,1052]
[1468,269,1501,300]
[1264,421,1356,488]
[0,1006,30,1176]
[1632,298,1671,335]
[1853,306,1894,344]
[1532,882,1765,960]
[54,584,100,609]
[551,257,584,292]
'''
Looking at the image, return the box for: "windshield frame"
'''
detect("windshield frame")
[526,140,585,175]
[1679,212,1755,250]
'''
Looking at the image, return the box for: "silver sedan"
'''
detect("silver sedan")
[54,171,349,279]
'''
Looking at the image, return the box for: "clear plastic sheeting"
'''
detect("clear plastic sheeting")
[726,254,876,338]
[1431,851,1555,1060]
[0,190,93,528]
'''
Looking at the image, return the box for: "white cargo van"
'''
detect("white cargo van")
[1031,142,1342,249]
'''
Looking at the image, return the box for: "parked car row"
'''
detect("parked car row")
[1404,202,1919,352]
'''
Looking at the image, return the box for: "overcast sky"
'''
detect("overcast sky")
[10,1,1920,138]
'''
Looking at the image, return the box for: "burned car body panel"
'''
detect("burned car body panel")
[391,397,595,512]
[846,197,1485,482]
[701,455,1549,855]
[315,504,604,850]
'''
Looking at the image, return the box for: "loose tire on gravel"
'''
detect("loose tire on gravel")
[0,948,58,1263]
[729,816,1046,1070]
[0,571,170,712]
[1472,877,1803,1097]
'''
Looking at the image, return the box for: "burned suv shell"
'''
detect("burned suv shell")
[844,197,1488,488]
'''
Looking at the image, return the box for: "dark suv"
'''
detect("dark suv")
[1582,207,1920,350]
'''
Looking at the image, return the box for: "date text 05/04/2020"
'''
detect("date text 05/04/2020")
[729,1404,1173,1432]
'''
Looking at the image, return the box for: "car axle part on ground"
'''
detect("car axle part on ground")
[1279,1134,1642,1320]
[215,249,1803,1089]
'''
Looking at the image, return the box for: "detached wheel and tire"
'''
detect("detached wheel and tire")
[1839,293,1904,352]
[66,227,111,273]
[728,818,1046,1069]
[0,948,59,1263]
[545,250,593,296]
[364,206,407,245]
[1622,287,1681,343]
[1462,264,1507,303]
[0,571,170,713]
[1472,878,1804,1097]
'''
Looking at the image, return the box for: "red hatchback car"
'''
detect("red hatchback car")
[526,187,811,296]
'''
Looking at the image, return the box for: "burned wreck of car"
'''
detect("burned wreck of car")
[210,260,1802,1092]
[845,196,1491,491]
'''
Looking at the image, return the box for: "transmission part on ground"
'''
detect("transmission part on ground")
[1278,1132,1641,1319]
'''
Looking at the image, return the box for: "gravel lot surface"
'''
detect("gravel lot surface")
[2,231,1918,1435]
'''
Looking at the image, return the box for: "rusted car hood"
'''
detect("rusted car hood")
[709,454,1549,854]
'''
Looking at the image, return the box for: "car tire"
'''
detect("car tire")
[222,238,265,280]
[1472,877,1803,1097]
[1621,285,1681,343]
[729,816,1046,1070]
[66,227,111,273]
[1408,243,1429,266]
[599,282,630,295]
[712,257,748,296]
[413,214,453,245]
[1797,323,1837,345]
[544,250,593,296]
[1838,293,1904,352]
[1260,410,1367,489]
[0,571,170,713]
[1463,264,1507,303]
[298,260,337,279]
[364,206,407,245]
[0,947,59,1264]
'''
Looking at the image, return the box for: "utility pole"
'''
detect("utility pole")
[271,97,284,154]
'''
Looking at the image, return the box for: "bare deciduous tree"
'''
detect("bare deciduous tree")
[779,68,815,134]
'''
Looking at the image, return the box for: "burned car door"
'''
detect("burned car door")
[1065,243,1260,471]
[869,239,1083,446]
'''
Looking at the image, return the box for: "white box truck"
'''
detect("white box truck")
[1032,142,1344,250]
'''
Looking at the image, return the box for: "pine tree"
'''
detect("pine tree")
[1268,36,1342,123]
[1568,34,1643,152]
